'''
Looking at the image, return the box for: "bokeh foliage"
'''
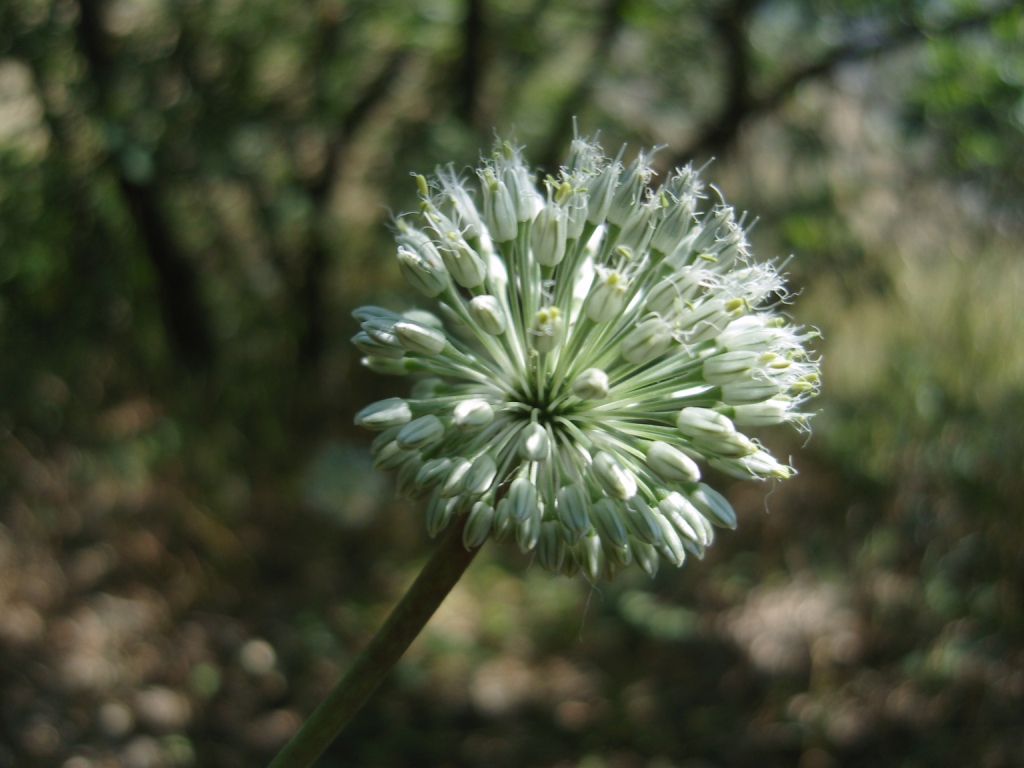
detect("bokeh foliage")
[1,0,1023,766]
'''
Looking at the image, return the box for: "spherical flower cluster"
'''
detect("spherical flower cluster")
[353,136,819,580]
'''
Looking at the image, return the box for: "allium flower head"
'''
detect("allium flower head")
[353,136,820,580]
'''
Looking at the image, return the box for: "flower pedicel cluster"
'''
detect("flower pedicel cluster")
[353,137,819,580]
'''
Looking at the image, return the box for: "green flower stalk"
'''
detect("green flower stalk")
[353,135,820,580]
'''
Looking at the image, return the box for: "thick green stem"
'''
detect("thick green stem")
[268,516,481,768]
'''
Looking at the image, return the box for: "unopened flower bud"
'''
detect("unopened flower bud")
[572,368,609,400]
[518,422,549,461]
[624,495,664,546]
[355,398,412,430]
[645,441,701,483]
[531,202,568,267]
[479,168,517,243]
[396,244,448,297]
[710,452,793,480]
[657,493,705,545]
[537,521,566,572]
[556,483,590,543]
[426,493,459,537]
[438,238,487,288]
[703,351,759,385]
[591,498,630,550]
[469,295,507,335]
[621,316,673,364]
[645,268,703,315]
[394,321,448,356]
[416,457,452,489]
[676,407,735,439]
[402,308,444,329]
[352,331,405,359]
[721,377,782,405]
[396,414,445,449]
[440,458,472,498]
[508,477,538,523]
[373,441,414,471]
[592,451,637,500]
[654,513,686,567]
[463,501,494,549]
[731,398,793,427]
[585,269,629,322]
[689,483,737,529]
[586,161,621,225]
[453,399,494,430]
[464,454,497,495]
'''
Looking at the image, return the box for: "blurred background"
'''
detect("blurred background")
[1,0,1023,766]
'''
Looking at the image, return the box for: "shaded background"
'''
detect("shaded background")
[2,0,1024,766]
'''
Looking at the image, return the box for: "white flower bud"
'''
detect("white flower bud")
[645,268,703,315]
[355,398,412,430]
[710,452,793,480]
[361,356,412,376]
[651,193,696,255]
[676,298,734,344]
[591,498,630,550]
[537,521,566,572]
[676,407,735,439]
[657,493,706,545]
[371,426,401,454]
[607,153,652,228]
[716,315,786,352]
[693,430,757,457]
[509,477,538,523]
[530,307,564,353]
[492,498,514,543]
[617,196,659,254]
[531,202,568,267]
[397,455,425,497]
[572,368,609,400]
[576,532,604,582]
[721,377,783,405]
[592,451,637,500]
[479,168,517,243]
[689,483,737,529]
[556,483,591,543]
[584,269,629,322]
[468,295,507,335]
[654,513,686,567]
[396,414,445,449]
[516,498,542,553]
[464,454,497,495]
[396,244,448,297]
[426,493,459,537]
[416,458,452,489]
[360,317,400,346]
[463,501,494,549]
[621,316,673,364]
[633,540,660,578]
[518,422,550,461]
[645,441,701,484]
[438,238,486,288]
[352,305,401,323]
[439,458,472,498]
[731,398,793,427]
[401,308,444,329]
[453,399,494,430]
[393,321,447,356]
[624,495,665,546]
[352,331,405,360]
[438,166,484,240]
[703,351,759,386]
[586,161,621,225]
[373,441,414,471]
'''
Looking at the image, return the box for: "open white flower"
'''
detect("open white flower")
[353,136,819,580]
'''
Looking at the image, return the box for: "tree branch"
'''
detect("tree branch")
[76,0,214,369]
[669,2,1016,167]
